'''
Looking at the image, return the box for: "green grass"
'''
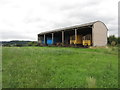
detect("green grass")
[2,46,118,88]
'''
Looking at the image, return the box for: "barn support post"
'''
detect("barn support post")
[62,31,64,46]
[38,35,41,45]
[52,33,54,45]
[44,34,46,45]
[75,28,77,47]
[38,35,40,45]
[92,26,94,46]
[38,35,39,43]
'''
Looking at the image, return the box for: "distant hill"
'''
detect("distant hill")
[1,40,38,46]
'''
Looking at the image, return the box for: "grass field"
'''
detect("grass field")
[2,46,118,88]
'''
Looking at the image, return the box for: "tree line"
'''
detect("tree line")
[107,35,120,46]
[1,41,38,47]
[1,35,120,47]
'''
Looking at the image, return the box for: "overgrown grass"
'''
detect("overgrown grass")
[2,46,118,88]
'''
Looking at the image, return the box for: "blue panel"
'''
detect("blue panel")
[41,37,61,45]
[47,39,52,45]
[46,37,52,45]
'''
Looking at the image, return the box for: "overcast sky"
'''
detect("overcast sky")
[0,0,119,41]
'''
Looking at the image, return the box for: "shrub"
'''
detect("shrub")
[108,35,118,45]
[111,41,116,46]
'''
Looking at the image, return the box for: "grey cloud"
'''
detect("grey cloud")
[66,7,114,23]
[24,18,43,24]
[57,4,117,35]
[0,0,118,41]
[109,30,118,36]
[1,31,35,40]
[0,0,11,5]
[59,0,101,11]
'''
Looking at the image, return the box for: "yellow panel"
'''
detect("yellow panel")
[70,40,75,44]
[82,34,92,46]
[83,40,91,46]
[70,35,82,44]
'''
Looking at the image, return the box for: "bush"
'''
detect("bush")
[108,35,118,46]
[111,41,116,46]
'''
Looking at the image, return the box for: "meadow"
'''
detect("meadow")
[2,46,118,88]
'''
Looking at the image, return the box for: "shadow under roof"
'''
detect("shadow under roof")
[38,21,101,35]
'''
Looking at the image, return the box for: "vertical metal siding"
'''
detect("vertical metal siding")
[92,22,107,46]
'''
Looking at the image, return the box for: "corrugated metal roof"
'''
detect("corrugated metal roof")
[38,21,100,35]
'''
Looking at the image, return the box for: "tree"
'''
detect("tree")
[108,35,118,46]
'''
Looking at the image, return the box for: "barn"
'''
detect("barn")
[38,21,108,47]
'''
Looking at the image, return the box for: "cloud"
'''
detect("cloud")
[0,0,119,41]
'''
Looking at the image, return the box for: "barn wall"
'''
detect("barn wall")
[92,21,108,46]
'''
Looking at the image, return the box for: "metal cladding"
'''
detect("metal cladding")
[92,21,108,46]
[38,21,108,46]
